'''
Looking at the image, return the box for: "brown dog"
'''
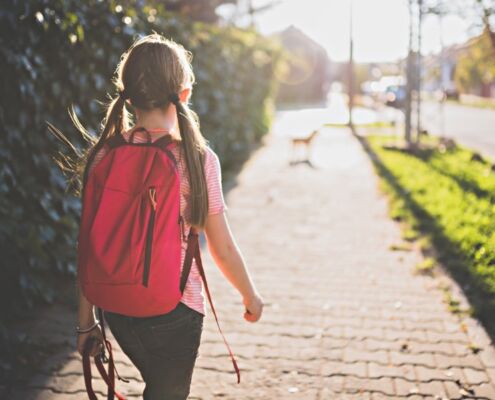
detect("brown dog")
[290,129,319,165]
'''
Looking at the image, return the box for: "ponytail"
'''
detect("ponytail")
[80,93,128,195]
[47,91,128,203]
[169,93,209,228]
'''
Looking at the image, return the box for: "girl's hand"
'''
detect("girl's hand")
[243,293,264,323]
[77,325,104,357]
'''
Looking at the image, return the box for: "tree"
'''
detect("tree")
[455,27,495,93]
[426,0,495,51]
[161,0,235,23]
[475,0,495,50]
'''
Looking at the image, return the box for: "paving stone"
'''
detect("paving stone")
[473,382,495,399]
[480,346,495,368]
[368,362,415,381]
[320,375,346,392]
[390,351,436,368]
[443,380,462,399]
[415,365,464,382]
[343,348,389,365]
[417,380,448,397]
[320,361,367,378]
[9,388,68,400]
[434,353,484,370]
[364,377,396,396]
[394,377,420,396]
[463,367,490,385]
[487,367,495,385]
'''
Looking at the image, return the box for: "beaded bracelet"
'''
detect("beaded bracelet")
[76,320,100,334]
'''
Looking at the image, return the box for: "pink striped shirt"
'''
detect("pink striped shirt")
[87,128,227,316]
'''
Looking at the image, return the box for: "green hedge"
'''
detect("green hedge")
[367,135,495,335]
[0,0,282,342]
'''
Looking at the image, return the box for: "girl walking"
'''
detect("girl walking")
[73,34,263,399]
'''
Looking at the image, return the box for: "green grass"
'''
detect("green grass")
[324,120,394,129]
[442,290,472,317]
[414,258,436,276]
[366,135,495,337]
[389,242,413,252]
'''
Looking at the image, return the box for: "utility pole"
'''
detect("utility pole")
[348,0,355,128]
[405,0,414,145]
[415,0,423,143]
[438,0,446,138]
[247,0,255,27]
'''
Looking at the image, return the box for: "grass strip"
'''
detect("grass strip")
[365,135,495,337]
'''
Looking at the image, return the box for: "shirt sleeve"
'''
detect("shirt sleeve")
[204,147,227,215]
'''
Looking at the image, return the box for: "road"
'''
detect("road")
[421,101,495,161]
[303,91,495,162]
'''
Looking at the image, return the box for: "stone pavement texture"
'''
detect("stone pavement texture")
[9,125,495,399]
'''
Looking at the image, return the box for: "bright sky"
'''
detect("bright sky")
[247,0,474,63]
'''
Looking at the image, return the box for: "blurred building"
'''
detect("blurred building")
[423,31,495,99]
[423,43,467,99]
[273,25,331,105]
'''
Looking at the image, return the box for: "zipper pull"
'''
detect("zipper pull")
[148,187,157,210]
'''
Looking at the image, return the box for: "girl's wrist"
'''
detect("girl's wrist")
[242,288,260,304]
[78,313,97,327]
[76,319,100,334]
[77,302,95,326]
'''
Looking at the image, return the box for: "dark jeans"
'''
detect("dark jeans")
[104,301,204,400]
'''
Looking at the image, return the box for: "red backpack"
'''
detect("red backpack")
[78,128,240,399]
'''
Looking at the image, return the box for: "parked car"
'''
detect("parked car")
[384,84,407,109]
[444,87,459,100]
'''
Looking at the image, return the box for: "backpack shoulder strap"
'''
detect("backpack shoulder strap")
[153,135,179,167]
[105,132,127,149]
[181,228,241,384]
[152,133,175,148]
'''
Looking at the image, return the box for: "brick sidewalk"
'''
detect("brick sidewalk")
[10,126,495,399]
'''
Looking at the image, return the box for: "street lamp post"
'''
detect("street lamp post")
[348,0,354,128]
[405,0,414,144]
[416,0,423,143]
[438,0,446,138]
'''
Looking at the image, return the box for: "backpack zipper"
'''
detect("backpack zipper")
[143,186,157,287]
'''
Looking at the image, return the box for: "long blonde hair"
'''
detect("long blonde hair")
[53,34,209,228]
